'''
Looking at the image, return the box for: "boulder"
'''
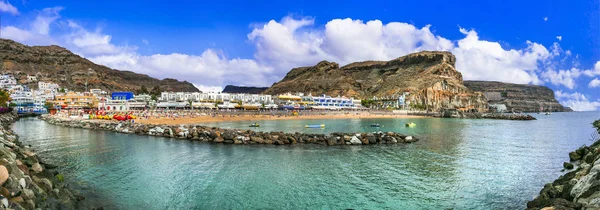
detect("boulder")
[31,163,43,173]
[38,178,53,191]
[350,136,362,145]
[250,136,264,144]
[570,169,600,200]
[222,131,235,140]
[326,136,337,146]
[563,162,574,170]
[21,189,34,200]
[214,137,224,143]
[570,151,582,161]
[0,166,7,186]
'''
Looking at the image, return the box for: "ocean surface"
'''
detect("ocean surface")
[12,112,600,209]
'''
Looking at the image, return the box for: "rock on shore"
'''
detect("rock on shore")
[527,120,600,210]
[39,115,419,146]
[0,113,82,209]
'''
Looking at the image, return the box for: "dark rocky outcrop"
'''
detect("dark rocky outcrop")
[39,115,419,146]
[527,120,600,210]
[464,81,570,112]
[264,51,488,112]
[0,39,198,92]
[222,85,268,94]
[0,113,83,209]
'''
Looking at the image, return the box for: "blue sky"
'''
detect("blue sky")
[0,0,599,110]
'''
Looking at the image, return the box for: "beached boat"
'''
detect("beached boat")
[370,123,381,127]
[249,123,260,127]
[405,122,416,127]
[305,124,325,128]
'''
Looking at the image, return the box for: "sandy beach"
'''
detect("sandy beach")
[135,113,427,125]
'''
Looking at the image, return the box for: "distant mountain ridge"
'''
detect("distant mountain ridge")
[463,81,571,112]
[222,85,268,94]
[0,39,198,93]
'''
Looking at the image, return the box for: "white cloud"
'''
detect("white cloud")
[541,67,582,89]
[194,84,223,93]
[555,90,600,111]
[556,36,562,41]
[544,17,548,21]
[583,61,600,77]
[589,78,600,88]
[0,1,19,15]
[142,39,149,45]
[32,7,62,35]
[452,29,548,84]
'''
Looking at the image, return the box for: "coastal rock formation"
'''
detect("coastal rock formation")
[464,81,570,112]
[0,39,198,92]
[264,51,488,112]
[0,113,82,209]
[40,115,419,146]
[222,85,268,94]
[527,120,600,210]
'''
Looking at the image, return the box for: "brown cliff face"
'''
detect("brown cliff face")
[464,81,571,112]
[0,39,199,92]
[264,51,488,112]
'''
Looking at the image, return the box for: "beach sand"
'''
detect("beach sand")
[135,114,427,125]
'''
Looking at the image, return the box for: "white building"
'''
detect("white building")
[38,82,60,92]
[0,75,17,89]
[276,93,359,110]
[26,75,37,83]
[158,92,275,109]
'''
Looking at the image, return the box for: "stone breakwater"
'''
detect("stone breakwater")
[39,115,419,146]
[526,120,600,210]
[440,110,537,120]
[0,113,82,210]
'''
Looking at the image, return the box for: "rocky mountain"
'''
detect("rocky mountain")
[463,81,571,112]
[264,51,488,112]
[222,85,268,94]
[0,39,198,93]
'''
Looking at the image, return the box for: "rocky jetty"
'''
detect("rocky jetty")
[0,113,82,209]
[264,51,488,112]
[439,109,537,120]
[40,115,419,146]
[527,120,600,209]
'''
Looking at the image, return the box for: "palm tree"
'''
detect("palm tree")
[188,99,193,111]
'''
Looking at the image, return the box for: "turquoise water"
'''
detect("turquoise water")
[12,112,600,209]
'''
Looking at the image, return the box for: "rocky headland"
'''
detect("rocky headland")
[0,113,83,209]
[464,81,571,112]
[527,120,600,210]
[264,51,488,112]
[40,115,418,146]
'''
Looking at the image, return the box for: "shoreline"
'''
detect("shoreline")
[39,115,419,146]
[135,113,427,125]
[526,119,600,209]
[0,113,85,209]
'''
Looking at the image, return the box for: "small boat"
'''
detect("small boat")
[370,123,381,127]
[545,112,552,115]
[249,123,260,127]
[405,122,416,127]
[305,124,325,128]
